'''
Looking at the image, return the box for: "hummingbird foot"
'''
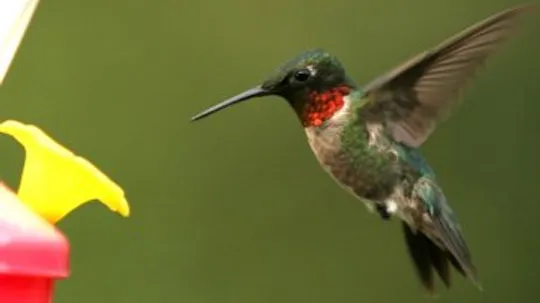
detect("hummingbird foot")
[376,203,391,220]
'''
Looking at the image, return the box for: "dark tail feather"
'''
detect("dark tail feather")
[402,223,442,293]
[426,238,450,288]
[431,214,482,288]
[402,222,480,293]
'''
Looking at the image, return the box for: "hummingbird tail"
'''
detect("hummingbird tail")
[402,221,481,293]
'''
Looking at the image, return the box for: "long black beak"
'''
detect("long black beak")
[191,86,270,121]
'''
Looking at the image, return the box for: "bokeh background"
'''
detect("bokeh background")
[0,0,539,302]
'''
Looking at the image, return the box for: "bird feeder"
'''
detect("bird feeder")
[0,2,129,302]
[0,183,69,303]
[0,120,130,303]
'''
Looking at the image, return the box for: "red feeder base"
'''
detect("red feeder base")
[0,275,54,303]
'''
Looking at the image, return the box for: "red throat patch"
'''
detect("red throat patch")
[301,85,351,127]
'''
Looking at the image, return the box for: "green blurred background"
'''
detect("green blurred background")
[0,0,539,302]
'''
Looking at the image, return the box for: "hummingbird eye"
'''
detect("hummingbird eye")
[293,69,311,82]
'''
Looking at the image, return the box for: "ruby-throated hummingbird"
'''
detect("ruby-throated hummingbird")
[191,5,534,292]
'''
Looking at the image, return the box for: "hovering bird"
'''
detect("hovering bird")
[191,5,534,292]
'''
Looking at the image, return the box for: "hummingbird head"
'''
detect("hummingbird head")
[191,49,356,127]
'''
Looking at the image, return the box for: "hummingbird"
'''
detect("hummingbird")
[191,5,533,293]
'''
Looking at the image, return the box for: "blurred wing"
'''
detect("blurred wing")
[361,5,533,147]
[0,0,40,85]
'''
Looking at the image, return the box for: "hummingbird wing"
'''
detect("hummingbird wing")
[361,5,533,147]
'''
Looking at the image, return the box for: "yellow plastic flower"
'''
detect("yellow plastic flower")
[0,120,130,223]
